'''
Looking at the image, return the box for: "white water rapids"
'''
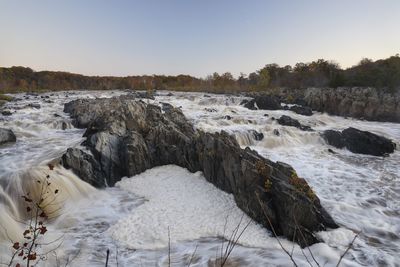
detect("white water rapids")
[0,91,398,266]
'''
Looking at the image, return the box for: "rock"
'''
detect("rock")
[264,114,269,117]
[28,103,41,109]
[61,148,106,187]
[240,99,257,110]
[327,148,336,154]
[166,92,174,97]
[273,129,280,136]
[205,108,217,112]
[289,105,313,116]
[304,87,400,123]
[61,96,338,247]
[277,115,313,131]
[322,128,396,156]
[0,128,16,145]
[161,102,174,112]
[322,130,345,148]
[129,91,155,100]
[254,95,281,110]
[0,100,7,107]
[61,122,68,130]
[1,110,12,116]
[224,115,232,120]
[250,130,264,141]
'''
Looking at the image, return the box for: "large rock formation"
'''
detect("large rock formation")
[61,95,338,247]
[322,127,396,156]
[0,128,16,145]
[304,87,400,122]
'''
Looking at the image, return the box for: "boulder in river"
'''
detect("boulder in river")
[240,99,257,110]
[250,130,264,141]
[1,110,12,116]
[322,127,396,156]
[254,95,281,110]
[61,96,338,247]
[27,103,41,109]
[0,128,16,145]
[289,105,313,116]
[277,115,313,131]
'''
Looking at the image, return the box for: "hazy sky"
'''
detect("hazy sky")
[1,0,399,77]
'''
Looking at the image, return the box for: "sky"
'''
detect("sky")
[0,0,399,77]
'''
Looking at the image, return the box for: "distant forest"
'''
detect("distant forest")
[1,55,399,94]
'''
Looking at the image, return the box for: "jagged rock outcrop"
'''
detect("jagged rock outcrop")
[304,87,400,122]
[0,128,16,145]
[277,115,313,131]
[322,127,396,156]
[61,95,338,247]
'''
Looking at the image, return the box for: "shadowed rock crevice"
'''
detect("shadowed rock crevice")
[61,95,338,247]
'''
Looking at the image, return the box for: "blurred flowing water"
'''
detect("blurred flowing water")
[0,91,398,266]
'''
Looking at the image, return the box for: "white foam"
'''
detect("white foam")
[108,165,271,250]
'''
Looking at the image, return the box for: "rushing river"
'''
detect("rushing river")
[0,91,399,267]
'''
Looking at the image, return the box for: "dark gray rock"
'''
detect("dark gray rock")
[250,130,264,141]
[128,91,155,100]
[0,128,16,145]
[322,127,396,156]
[224,115,232,120]
[289,105,313,116]
[28,103,41,109]
[277,115,313,131]
[1,110,12,116]
[240,99,257,110]
[61,96,338,247]
[61,148,106,187]
[254,95,281,110]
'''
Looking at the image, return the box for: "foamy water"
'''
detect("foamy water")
[0,91,398,266]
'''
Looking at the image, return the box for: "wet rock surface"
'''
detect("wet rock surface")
[240,95,281,110]
[277,115,313,131]
[288,105,313,116]
[0,128,17,145]
[61,95,338,247]
[322,127,396,156]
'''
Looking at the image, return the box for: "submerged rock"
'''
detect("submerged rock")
[322,127,396,156]
[62,96,338,247]
[277,115,313,131]
[0,128,16,145]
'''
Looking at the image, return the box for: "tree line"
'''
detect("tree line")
[1,55,399,94]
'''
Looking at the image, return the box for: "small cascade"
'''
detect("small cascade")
[0,164,95,242]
